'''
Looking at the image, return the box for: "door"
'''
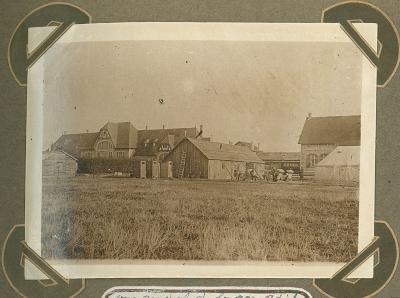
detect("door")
[168,161,173,178]
[140,161,146,179]
[152,161,160,178]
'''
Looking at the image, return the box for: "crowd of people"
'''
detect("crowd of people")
[233,167,302,182]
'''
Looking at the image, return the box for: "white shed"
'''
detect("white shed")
[315,146,359,184]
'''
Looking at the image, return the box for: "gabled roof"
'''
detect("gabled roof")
[257,151,301,161]
[43,150,78,161]
[53,132,99,158]
[183,138,263,163]
[298,115,361,145]
[101,122,137,149]
[317,146,360,167]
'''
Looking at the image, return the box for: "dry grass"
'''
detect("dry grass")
[41,176,359,262]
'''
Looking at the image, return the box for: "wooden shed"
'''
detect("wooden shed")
[42,151,78,178]
[162,138,265,180]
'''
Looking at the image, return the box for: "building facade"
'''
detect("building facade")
[52,122,200,161]
[298,115,361,177]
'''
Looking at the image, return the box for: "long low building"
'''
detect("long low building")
[163,138,265,180]
[256,151,301,173]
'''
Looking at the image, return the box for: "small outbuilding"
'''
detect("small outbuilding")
[162,138,265,180]
[315,146,360,184]
[42,150,78,178]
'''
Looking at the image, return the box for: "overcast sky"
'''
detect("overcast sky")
[42,40,362,152]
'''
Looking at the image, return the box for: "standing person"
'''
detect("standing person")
[251,169,257,182]
[286,169,293,181]
[299,165,304,181]
[271,167,277,182]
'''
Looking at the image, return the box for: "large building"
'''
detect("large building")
[52,122,201,161]
[163,138,264,180]
[298,115,360,177]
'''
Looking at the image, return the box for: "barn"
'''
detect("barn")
[162,138,264,180]
[42,151,78,178]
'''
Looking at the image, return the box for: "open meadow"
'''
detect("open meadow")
[41,176,359,262]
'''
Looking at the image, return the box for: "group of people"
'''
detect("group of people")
[268,167,294,182]
[232,167,301,182]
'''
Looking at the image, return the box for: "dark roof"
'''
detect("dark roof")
[137,127,197,145]
[235,141,252,147]
[101,122,137,149]
[183,138,263,163]
[160,134,175,147]
[136,127,198,155]
[257,152,301,161]
[298,115,361,145]
[52,133,99,158]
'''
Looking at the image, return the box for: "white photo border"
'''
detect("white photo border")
[25,22,377,279]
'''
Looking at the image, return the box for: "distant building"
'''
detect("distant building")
[135,126,199,161]
[257,152,301,173]
[42,151,78,178]
[163,138,265,180]
[298,115,360,177]
[52,122,201,161]
[234,141,260,152]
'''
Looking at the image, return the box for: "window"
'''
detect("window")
[116,151,125,159]
[82,151,92,159]
[100,130,109,138]
[307,154,318,168]
[97,141,112,150]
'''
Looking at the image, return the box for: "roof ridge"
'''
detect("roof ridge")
[60,132,99,136]
[138,126,196,131]
[307,115,360,120]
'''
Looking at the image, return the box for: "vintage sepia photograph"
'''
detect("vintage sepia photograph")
[25,23,376,278]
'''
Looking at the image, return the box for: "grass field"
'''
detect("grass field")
[41,176,359,262]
